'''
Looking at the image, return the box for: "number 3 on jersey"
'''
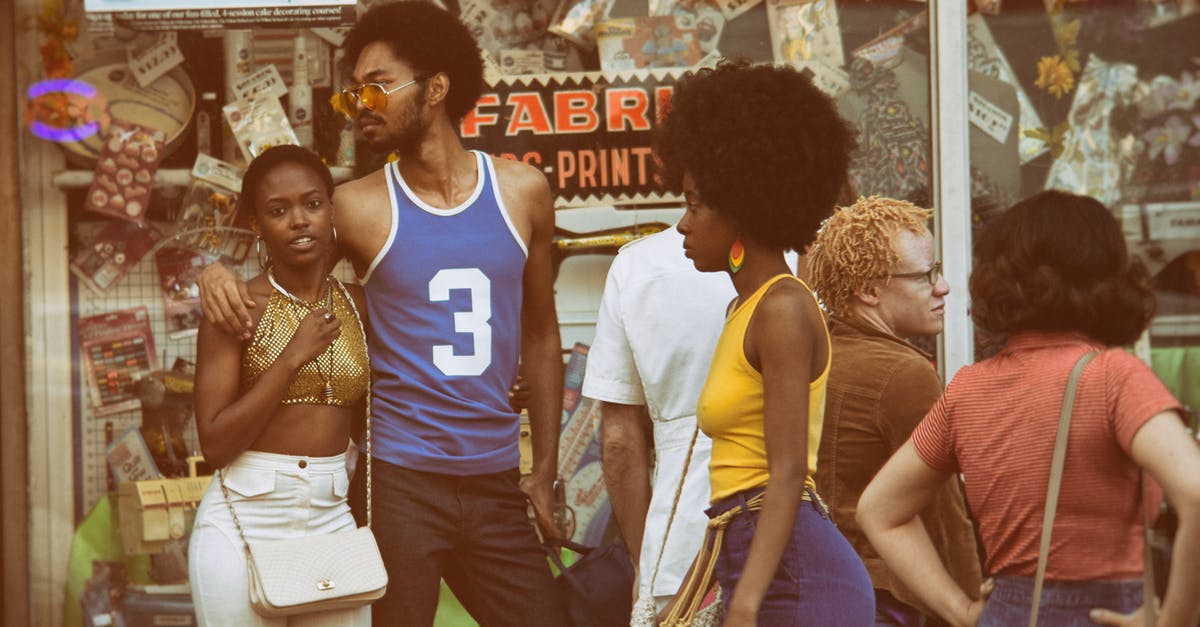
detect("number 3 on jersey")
[429,268,493,376]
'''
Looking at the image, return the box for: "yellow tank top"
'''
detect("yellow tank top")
[241,277,369,406]
[696,274,830,503]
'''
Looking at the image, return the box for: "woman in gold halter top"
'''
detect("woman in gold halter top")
[188,145,371,626]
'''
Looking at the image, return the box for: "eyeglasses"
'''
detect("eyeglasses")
[881,260,943,286]
[329,77,425,120]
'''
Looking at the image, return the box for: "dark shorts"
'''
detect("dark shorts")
[350,457,568,627]
[979,576,1143,627]
[710,488,875,627]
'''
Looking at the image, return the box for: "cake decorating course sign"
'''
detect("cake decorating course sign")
[460,68,688,208]
[84,0,354,30]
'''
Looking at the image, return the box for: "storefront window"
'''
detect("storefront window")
[965,1,1200,414]
[14,0,941,624]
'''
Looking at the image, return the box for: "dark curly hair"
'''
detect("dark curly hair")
[655,59,855,251]
[969,190,1155,346]
[341,1,484,124]
[240,145,335,218]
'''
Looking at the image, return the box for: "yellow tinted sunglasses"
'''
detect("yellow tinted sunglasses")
[329,77,425,120]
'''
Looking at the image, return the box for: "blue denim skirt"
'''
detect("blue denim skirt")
[979,576,1143,626]
[710,488,875,626]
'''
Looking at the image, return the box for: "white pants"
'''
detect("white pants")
[188,451,370,627]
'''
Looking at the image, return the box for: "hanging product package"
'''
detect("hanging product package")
[222,95,300,164]
[84,121,167,223]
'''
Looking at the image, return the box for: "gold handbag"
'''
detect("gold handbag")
[219,280,388,617]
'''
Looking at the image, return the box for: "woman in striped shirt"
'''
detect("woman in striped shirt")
[858,190,1200,627]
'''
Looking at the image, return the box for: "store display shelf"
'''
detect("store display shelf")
[51,166,356,190]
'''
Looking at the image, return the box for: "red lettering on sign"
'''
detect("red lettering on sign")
[554,91,599,134]
[606,88,651,132]
[611,149,630,187]
[460,94,501,138]
[632,147,653,184]
[579,150,597,188]
[556,147,657,189]
[558,151,576,189]
[506,92,552,135]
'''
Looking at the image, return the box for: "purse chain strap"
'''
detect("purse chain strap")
[218,275,374,560]
[645,422,701,595]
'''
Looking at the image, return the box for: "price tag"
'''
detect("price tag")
[192,153,245,192]
[968,90,1014,144]
[232,64,288,103]
[794,61,849,98]
[499,50,549,75]
[127,34,185,88]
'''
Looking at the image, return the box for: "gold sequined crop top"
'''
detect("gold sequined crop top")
[241,277,369,406]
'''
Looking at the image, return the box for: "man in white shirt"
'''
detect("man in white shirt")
[583,226,731,624]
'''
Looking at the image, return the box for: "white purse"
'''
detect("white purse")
[219,279,388,617]
[242,525,387,616]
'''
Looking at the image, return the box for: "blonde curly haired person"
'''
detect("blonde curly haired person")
[808,196,985,627]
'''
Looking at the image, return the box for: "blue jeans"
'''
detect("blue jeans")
[711,488,875,626]
[979,576,1143,627]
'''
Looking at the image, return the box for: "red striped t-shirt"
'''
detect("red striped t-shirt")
[911,332,1181,580]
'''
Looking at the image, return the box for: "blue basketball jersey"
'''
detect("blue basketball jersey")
[361,151,528,475]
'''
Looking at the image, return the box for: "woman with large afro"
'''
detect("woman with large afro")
[658,59,874,626]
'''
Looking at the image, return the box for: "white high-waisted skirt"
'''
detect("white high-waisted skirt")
[188,450,370,627]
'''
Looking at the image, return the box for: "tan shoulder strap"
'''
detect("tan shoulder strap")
[1029,351,1097,627]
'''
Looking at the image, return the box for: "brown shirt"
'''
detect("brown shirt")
[815,315,982,619]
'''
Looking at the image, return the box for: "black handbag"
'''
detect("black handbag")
[545,539,635,627]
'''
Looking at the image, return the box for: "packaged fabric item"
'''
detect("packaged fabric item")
[70,220,163,295]
[966,14,1050,165]
[849,10,925,70]
[498,33,587,74]
[173,153,245,261]
[767,0,845,68]
[155,246,205,339]
[107,426,161,485]
[1043,54,1140,207]
[1126,69,1200,204]
[548,0,615,49]
[837,47,1020,207]
[85,122,166,223]
[596,15,704,71]
[843,57,930,201]
[650,0,725,53]
[77,306,159,416]
[463,0,558,58]
[222,95,299,164]
[713,0,761,20]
